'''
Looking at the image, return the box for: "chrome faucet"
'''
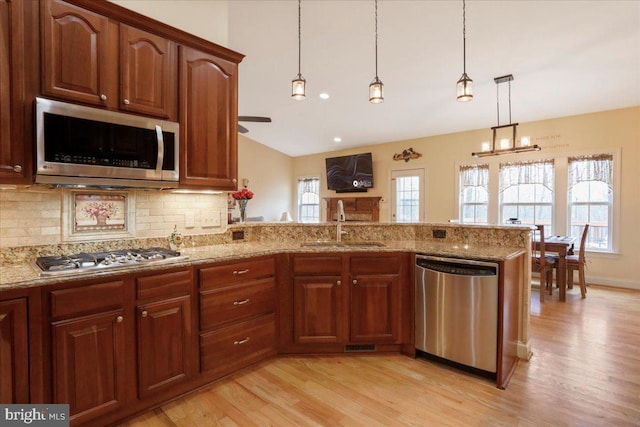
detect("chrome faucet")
[336,200,347,242]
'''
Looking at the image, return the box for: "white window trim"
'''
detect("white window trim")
[389,167,427,223]
[296,174,322,223]
[454,147,620,253]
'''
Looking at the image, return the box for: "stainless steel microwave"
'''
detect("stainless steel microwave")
[35,97,179,188]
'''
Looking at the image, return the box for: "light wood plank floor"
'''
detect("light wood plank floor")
[121,285,640,426]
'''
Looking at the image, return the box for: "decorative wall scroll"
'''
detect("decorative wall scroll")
[393,147,422,162]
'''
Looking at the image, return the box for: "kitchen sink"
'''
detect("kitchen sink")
[300,241,386,248]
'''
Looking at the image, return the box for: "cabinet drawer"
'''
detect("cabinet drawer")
[200,314,275,377]
[200,257,275,289]
[350,255,400,274]
[200,278,275,330]
[50,280,124,318]
[136,268,192,300]
[292,255,343,275]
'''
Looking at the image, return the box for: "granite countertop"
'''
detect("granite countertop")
[0,240,525,291]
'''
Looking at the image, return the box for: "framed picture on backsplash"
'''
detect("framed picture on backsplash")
[62,190,136,242]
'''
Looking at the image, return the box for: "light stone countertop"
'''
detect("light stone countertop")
[0,240,525,291]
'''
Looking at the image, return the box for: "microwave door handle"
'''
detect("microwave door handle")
[155,125,165,177]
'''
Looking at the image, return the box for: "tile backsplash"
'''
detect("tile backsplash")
[0,187,228,248]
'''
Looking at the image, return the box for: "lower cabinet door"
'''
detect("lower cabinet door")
[200,314,275,378]
[293,276,345,344]
[350,274,400,343]
[137,295,193,399]
[0,298,29,403]
[51,310,127,424]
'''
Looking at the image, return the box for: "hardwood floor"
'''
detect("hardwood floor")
[121,285,640,426]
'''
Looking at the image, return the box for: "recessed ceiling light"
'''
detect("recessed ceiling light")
[319,93,330,100]
[333,137,342,143]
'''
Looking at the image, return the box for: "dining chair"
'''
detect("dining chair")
[532,225,557,302]
[554,224,589,298]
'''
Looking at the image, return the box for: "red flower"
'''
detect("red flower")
[231,188,254,200]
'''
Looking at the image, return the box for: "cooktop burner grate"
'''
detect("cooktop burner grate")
[34,247,188,276]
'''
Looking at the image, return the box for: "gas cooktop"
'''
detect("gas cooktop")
[33,247,189,276]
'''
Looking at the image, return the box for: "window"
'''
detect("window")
[568,154,613,250]
[297,177,320,223]
[499,160,554,232]
[459,164,489,224]
[391,169,425,222]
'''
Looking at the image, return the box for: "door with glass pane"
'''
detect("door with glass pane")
[391,169,425,223]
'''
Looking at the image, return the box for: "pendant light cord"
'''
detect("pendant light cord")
[297,0,301,77]
[462,0,466,73]
[374,0,379,78]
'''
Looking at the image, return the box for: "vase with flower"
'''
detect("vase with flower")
[231,188,254,223]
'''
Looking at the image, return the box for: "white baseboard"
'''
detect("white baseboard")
[586,275,640,290]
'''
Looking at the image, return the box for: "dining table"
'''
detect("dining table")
[535,235,576,302]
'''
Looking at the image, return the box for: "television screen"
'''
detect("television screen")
[325,152,373,192]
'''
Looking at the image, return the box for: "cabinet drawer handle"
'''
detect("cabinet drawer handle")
[13,164,22,173]
[123,98,130,105]
[233,299,250,306]
[141,310,148,317]
[116,316,123,323]
[233,269,249,275]
[234,337,250,345]
[100,94,107,101]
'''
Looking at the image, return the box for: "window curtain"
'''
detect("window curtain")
[459,164,489,189]
[568,154,613,191]
[499,159,554,193]
[298,177,319,195]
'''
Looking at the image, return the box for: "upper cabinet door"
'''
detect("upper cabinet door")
[120,24,177,120]
[179,46,238,189]
[42,0,117,107]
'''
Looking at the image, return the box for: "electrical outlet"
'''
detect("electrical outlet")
[184,211,195,228]
[202,210,221,228]
[433,229,447,239]
[232,230,245,240]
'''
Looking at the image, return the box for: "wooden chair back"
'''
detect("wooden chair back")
[531,224,546,272]
[576,224,590,264]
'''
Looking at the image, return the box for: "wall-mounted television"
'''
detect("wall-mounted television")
[325,152,374,192]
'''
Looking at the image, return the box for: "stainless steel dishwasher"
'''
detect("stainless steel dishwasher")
[415,254,499,373]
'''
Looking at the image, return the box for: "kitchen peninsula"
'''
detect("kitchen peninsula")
[0,222,531,426]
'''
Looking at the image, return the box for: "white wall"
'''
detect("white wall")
[110,0,229,46]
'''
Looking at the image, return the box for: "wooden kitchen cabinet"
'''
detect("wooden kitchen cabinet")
[349,255,402,343]
[324,197,382,222]
[287,252,410,351]
[179,45,239,189]
[0,0,32,184]
[46,279,132,426]
[0,298,29,403]
[42,0,177,119]
[135,268,195,399]
[41,0,118,107]
[198,256,277,379]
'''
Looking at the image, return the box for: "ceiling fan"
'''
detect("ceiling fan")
[238,115,272,134]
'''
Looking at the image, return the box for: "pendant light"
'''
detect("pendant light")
[456,0,473,102]
[471,74,541,157]
[291,0,306,100]
[369,0,384,104]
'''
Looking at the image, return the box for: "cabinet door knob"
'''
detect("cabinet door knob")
[100,94,107,101]
[336,280,342,286]
[352,279,358,285]
[234,337,250,345]
[232,178,237,184]
[123,98,130,105]
[233,298,250,306]
[116,316,123,323]
[233,269,249,275]
[13,164,22,173]
[141,310,148,317]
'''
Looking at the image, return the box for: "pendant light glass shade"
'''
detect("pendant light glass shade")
[456,73,473,101]
[369,77,384,103]
[457,0,473,102]
[291,0,305,100]
[291,74,306,100]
